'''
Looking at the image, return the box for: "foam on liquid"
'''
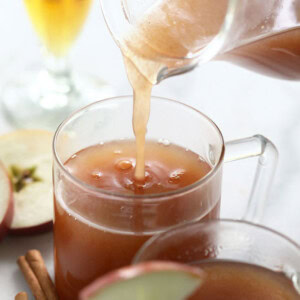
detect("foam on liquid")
[64,140,211,195]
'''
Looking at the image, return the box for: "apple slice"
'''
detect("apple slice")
[0,130,53,235]
[0,161,13,240]
[79,261,205,300]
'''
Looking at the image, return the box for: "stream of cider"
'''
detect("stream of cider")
[121,0,226,180]
[120,0,300,180]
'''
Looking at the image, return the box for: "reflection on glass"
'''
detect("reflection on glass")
[2,0,112,130]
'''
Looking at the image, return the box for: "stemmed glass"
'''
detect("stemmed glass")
[2,0,113,130]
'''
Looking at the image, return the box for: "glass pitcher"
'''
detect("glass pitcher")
[100,0,300,83]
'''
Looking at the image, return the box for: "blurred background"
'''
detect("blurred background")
[0,0,300,267]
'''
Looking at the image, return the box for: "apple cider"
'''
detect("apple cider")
[189,260,300,299]
[54,140,220,300]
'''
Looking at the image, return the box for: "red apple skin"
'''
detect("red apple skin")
[79,261,204,300]
[8,220,53,236]
[0,194,13,241]
[0,164,14,241]
[0,129,53,236]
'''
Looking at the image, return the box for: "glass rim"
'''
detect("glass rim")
[53,95,225,201]
[133,218,300,263]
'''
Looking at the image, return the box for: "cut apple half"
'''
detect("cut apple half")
[0,161,14,240]
[79,261,205,300]
[0,130,53,235]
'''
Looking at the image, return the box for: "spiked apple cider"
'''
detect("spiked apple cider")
[53,96,278,300]
[53,94,230,300]
[54,140,219,299]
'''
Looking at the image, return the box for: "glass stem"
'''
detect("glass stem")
[43,48,71,78]
[35,48,78,109]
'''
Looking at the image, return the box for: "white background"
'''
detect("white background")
[1,1,300,299]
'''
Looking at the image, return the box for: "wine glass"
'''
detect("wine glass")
[2,0,113,130]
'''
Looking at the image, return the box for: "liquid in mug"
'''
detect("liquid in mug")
[189,260,300,299]
[54,140,219,300]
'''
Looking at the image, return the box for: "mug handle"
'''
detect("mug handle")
[224,135,278,223]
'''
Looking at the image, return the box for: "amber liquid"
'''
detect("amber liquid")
[189,260,300,299]
[224,28,300,81]
[54,141,219,300]
[24,0,92,56]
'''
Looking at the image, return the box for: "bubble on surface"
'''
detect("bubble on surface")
[114,150,122,154]
[158,138,171,146]
[91,171,103,179]
[168,169,185,184]
[116,159,133,171]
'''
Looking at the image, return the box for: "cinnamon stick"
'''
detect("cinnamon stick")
[17,256,47,300]
[15,292,28,300]
[25,250,58,300]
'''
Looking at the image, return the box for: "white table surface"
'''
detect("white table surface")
[1,1,300,299]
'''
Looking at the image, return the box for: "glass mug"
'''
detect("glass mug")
[53,96,277,299]
[100,0,300,82]
[133,219,300,298]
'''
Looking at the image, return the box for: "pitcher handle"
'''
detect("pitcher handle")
[224,135,278,223]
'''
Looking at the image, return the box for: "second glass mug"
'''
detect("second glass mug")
[53,96,277,299]
[133,219,300,298]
